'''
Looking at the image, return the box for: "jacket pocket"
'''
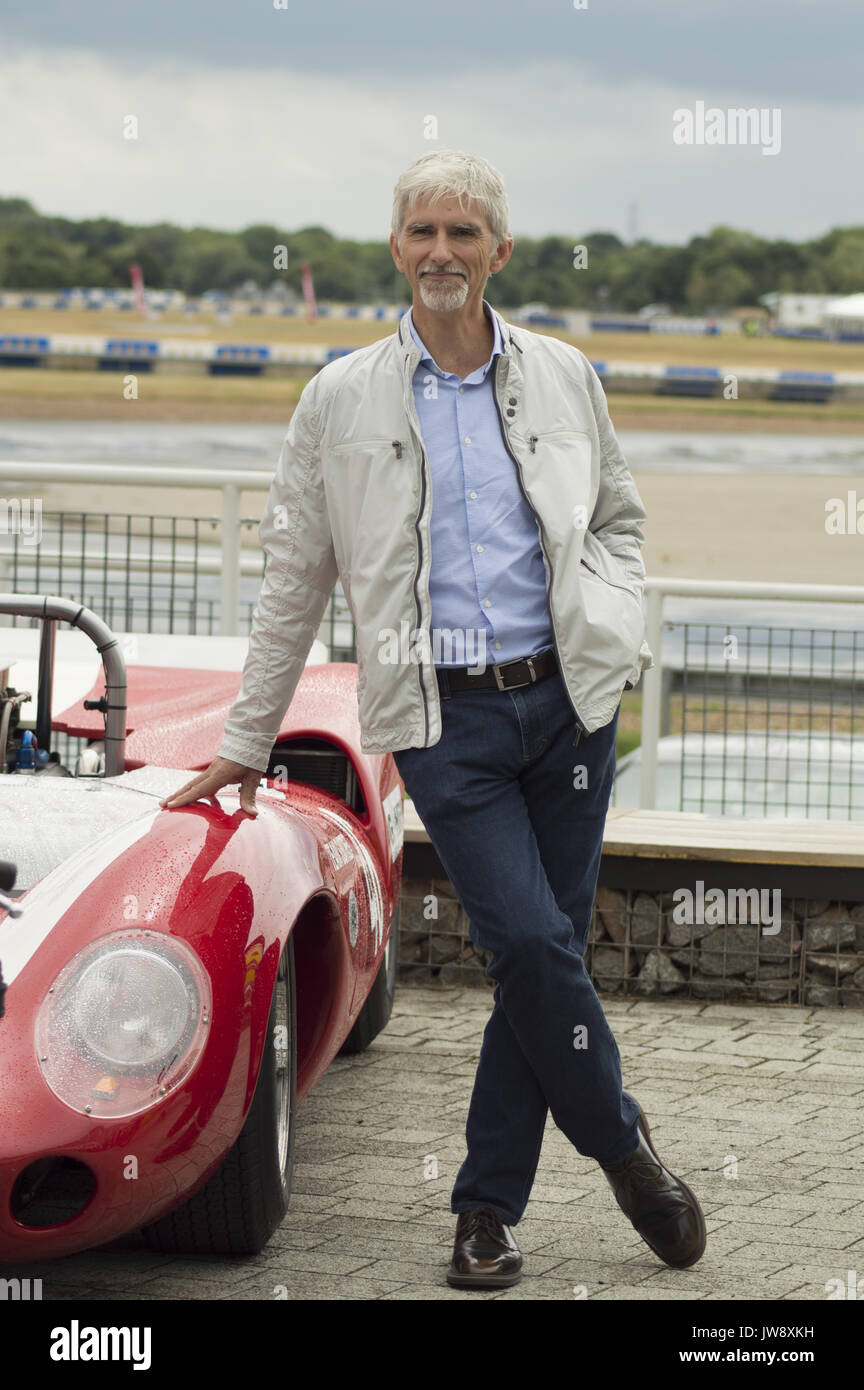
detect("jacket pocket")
[579,556,640,602]
[330,438,407,456]
[528,428,591,453]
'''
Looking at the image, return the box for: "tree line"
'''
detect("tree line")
[1,196,863,312]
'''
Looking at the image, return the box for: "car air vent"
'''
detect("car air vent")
[11,1157,96,1227]
[267,738,366,816]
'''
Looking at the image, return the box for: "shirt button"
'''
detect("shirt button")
[494,641,501,650]
[476,544,483,553]
[484,599,491,607]
[464,436,471,444]
[506,409,515,417]
[508,397,517,405]
[458,386,465,394]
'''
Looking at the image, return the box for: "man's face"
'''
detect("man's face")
[389,194,513,313]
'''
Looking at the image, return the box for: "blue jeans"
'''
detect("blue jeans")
[393,666,640,1227]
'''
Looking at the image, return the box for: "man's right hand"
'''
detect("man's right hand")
[159,757,264,816]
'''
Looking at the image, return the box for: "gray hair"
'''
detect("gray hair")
[391,149,511,248]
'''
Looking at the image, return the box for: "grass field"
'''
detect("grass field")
[3,304,864,368]
[2,369,864,430]
[2,307,864,428]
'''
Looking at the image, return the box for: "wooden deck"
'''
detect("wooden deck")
[403,799,864,869]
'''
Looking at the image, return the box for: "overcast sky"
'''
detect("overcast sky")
[1,0,861,244]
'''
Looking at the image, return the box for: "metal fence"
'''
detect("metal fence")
[610,612,864,819]
[2,467,864,817]
[0,506,355,651]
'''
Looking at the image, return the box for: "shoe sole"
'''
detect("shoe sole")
[446,1267,523,1289]
[634,1104,707,1269]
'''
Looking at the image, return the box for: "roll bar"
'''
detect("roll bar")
[0,595,127,776]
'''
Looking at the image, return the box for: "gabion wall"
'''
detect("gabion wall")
[397,876,864,1007]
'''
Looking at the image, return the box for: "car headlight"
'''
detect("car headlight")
[36,929,211,1119]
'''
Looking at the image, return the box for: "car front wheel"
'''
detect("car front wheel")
[141,936,297,1256]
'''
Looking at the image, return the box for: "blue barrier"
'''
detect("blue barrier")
[773,327,830,340]
[325,347,356,363]
[209,342,271,375]
[590,319,651,332]
[657,364,723,397]
[522,312,568,327]
[0,335,51,350]
[663,365,722,377]
[770,370,836,403]
[214,344,271,360]
[0,333,50,367]
[104,340,160,356]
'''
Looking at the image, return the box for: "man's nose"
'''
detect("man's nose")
[428,230,457,260]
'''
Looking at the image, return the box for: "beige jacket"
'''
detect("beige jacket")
[218,306,653,772]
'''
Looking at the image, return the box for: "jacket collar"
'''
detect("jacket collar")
[396,298,522,363]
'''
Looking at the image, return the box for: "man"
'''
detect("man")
[161,149,706,1288]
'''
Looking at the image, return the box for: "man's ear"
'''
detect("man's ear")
[389,231,404,273]
[490,235,514,275]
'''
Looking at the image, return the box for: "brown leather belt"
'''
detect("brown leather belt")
[436,646,558,693]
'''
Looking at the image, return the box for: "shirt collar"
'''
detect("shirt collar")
[406,298,504,380]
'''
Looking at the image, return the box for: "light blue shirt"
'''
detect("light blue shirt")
[407,300,555,668]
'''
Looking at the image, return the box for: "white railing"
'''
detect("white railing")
[0,461,272,639]
[3,463,864,809]
[639,578,864,808]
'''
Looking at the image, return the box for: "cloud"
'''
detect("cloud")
[0,46,861,243]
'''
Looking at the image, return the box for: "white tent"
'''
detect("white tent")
[823,293,864,333]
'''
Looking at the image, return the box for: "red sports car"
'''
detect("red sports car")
[0,594,403,1261]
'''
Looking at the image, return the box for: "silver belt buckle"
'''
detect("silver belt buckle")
[493,655,537,691]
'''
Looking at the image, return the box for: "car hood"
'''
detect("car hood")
[0,767,198,892]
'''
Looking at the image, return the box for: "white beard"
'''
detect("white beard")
[418,274,470,312]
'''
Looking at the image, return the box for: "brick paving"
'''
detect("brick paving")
[9,987,864,1301]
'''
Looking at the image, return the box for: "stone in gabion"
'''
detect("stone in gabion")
[759,919,800,962]
[630,893,665,949]
[429,935,464,966]
[594,886,628,943]
[805,953,861,979]
[755,980,797,1002]
[633,949,686,995]
[666,915,716,947]
[804,907,857,952]
[590,946,631,989]
[745,961,798,980]
[805,982,840,1006]
[699,926,763,977]
[689,977,753,1000]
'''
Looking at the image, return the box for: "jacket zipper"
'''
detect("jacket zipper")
[331,438,404,455]
[580,556,638,599]
[528,430,589,452]
[400,405,431,745]
[492,376,586,746]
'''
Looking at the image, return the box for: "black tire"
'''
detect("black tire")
[141,937,297,1256]
[338,901,399,1055]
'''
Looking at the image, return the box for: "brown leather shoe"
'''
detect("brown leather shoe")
[600,1105,706,1268]
[446,1207,523,1288]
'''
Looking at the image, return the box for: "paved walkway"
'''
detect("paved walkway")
[17,988,864,1301]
